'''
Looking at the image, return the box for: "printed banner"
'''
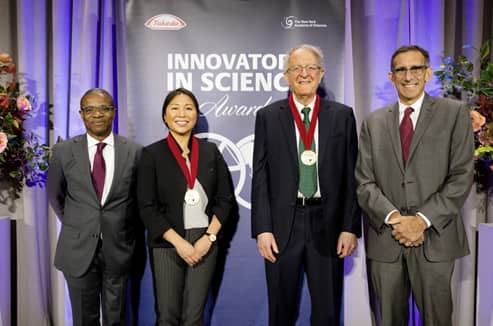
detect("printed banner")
[126,1,345,324]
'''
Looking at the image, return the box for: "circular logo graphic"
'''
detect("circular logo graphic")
[281,16,297,29]
[195,133,254,209]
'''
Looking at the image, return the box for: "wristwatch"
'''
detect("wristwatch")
[205,232,217,242]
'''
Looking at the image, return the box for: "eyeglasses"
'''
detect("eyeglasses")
[80,105,115,115]
[392,65,428,78]
[286,64,322,74]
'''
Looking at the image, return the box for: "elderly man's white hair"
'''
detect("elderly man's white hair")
[283,44,325,72]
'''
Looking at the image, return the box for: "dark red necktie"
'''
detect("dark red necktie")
[400,107,414,167]
[92,142,106,201]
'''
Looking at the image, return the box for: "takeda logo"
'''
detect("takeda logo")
[145,14,187,30]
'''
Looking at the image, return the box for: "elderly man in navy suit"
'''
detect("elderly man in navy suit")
[48,88,142,325]
[251,44,361,326]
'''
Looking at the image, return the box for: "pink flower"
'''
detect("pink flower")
[5,63,15,74]
[16,96,31,112]
[0,93,10,109]
[470,110,486,132]
[0,132,7,153]
[0,53,13,63]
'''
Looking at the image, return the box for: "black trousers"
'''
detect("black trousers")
[265,204,343,326]
[64,240,128,326]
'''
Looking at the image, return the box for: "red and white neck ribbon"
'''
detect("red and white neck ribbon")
[166,134,199,189]
[288,94,320,150]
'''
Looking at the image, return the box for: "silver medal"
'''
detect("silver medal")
[184,189,200,205]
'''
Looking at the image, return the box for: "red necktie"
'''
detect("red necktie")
[92,142,106,201]
[400,107,414,167]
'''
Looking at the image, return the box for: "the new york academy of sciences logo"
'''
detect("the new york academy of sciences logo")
[281,16,328,29]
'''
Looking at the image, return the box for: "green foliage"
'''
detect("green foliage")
[435,39,493,192]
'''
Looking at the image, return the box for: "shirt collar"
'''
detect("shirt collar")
[87,132,114,148]
[398,92,425,113]
[293,96,316,113]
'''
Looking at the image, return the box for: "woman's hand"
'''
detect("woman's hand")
[175,239,200,266]
[193,235,212,259]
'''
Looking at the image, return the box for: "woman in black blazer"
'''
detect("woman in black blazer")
[137,88,234,325]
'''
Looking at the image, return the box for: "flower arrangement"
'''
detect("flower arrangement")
[0,53,49,199]
[435,40,493,192]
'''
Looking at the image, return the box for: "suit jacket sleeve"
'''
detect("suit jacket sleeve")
[355,118,400,230]
[211,144,234,225]
[341,109,362,236]
[417,102,474,233]
[47,143,67,220]
[251,109,272,237]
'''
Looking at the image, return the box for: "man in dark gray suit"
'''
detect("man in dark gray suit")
[356,45,474,326]
[48,88,142,325]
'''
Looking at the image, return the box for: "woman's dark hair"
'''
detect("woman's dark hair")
[161,88,200,124]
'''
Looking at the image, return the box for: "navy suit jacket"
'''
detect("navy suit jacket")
[251,98,361,256]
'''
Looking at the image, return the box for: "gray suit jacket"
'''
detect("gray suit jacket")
[48,134,142,277]
[355,94,474,262]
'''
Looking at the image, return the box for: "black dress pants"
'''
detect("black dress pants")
[265,204,343,326]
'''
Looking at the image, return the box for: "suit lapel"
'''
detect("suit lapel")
[407,95,436,165]
[72,135,99,202]
[278,100,298,166]
[385,103,405,174]
[317,102,333,168]
[106,135,129,203]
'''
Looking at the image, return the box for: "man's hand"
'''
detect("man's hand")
[389,215,427,247]
[337,231,357,258]
[257,232,279,263]
[410,234,425,247]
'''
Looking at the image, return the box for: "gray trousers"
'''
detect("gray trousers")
[64,241,127,326]
[369,245,454,326]
[151,228,217,326]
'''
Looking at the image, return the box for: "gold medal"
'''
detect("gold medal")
[301,150,317,166]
